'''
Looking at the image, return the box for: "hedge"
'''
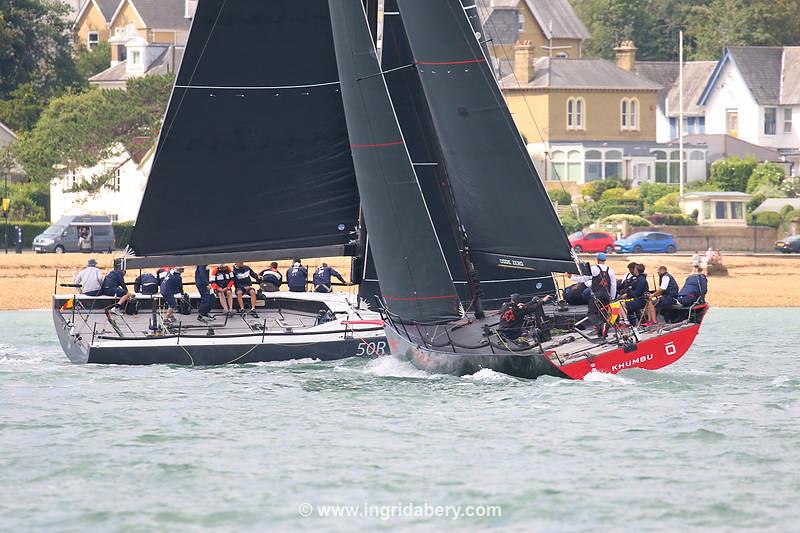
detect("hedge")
[599,214,652,227]
[0,221,135,249]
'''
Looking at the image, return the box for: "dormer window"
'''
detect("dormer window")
[131,50,141,65]
[87,31,99,50]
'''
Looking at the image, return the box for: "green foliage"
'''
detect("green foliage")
[600,187,627,202]
[746,162,784,193]
[0,0,80,99]
[573,0,800,61]
[6,181,49,221]
[0,221,50,248]
[639,182,679,208]
[784,209,800,222]
[747,193,766,213]
[622,188,641,201]
[599,214,653,227]
[652,192,680,213]
[113,222,135,249]
[646,213,697,226]
[687,180,723,192]
[14,74,174,184]
[581,179,624,201]
[560,214,586,235]
[749,211,783,228]
[547,188,573,206]
[577,201,602,220]
[0,83,46,132]
[599,204,640,218]
[781,178,800,198]
[710,157,757,192]
[74,41,112,81]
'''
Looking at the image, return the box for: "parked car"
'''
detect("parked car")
[568,231,616,254]
[33,215,115,253]
[614,231,677,254]
[775,235,800,253]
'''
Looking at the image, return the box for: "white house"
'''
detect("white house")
[679,191,751,227]
[50,144,153,222]
[698,47,800,159]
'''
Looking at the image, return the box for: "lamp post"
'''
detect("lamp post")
[3,167,8,255]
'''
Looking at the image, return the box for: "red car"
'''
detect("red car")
[568,231,616,254]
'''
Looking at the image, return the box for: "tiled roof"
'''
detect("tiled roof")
[89,46,184,83]
[500,57,662,91]
[130,0,190,30]
[753,198,800,214]
[96,0,120,22]
[524,0,589,40]
[727,46,783,105]
[781,47,800,104]
[634,61,679,108]
[483,7,519,46]
[666,62,716,116]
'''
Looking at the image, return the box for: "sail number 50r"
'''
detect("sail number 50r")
[356,341,387,357]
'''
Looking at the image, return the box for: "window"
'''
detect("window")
[764,107,777,135]
[669,117,678,140]
[715,201,727,219]
[550,150,566,181]
[114,169,121,192]
[703,201,711,220]
[731,202,743,219]
[620,98,639,131]
[556,52,569,59]
[131,50,141,65]
[567,150,582,181]
[698,116,706,134]
[669,151,686,184]
[87,31,99,50]
[690,150,705,161]
[604,150,622,179]
[585,150,602,182]
[654,151,668,183]
[785,108,793,133]
[566,97,585,130]
[110,214,119,222]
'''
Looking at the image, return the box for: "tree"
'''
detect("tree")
[0,83,45,132]
[14,74,174,185]
[0,0,80,98]
[746,162,784,194]
[709,157,757,192]
[75,41,112,81]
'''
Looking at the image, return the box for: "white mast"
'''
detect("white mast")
[679,30,685,196]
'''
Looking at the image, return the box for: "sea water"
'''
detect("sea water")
[1,308,798,531]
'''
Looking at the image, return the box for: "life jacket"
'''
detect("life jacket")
[659,272,679,297]
[135,273,159,295]
[156,266,174,286]
[210,266,234,291]
[286,264,308,290]
[260,268,282,286]
[591,265,611,298]
[233,265,255,287]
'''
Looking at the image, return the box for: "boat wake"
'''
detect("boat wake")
[583,370,634,385]
[361,356,438,380]
[253,358,322,368]
[463,368,519,384]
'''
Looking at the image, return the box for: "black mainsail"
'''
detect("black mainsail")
[329,0,461,323]
[129,1,360,265]
[396,0,579,276]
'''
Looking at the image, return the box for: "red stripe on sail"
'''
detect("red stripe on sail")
[351,140,404,148]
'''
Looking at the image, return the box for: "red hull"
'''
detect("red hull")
[557,324,701,380]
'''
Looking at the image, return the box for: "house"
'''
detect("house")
[0,121,16,149]
[476,0,589,77]
[752,198,800,215]
[679,191,751,227]
[73,0,193,51]
[698,47,800,164]
[73,0,119,50]
[50,144,153,223]
[89,38,184,89]
[500,42,708,187]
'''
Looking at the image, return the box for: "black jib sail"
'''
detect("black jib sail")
[329,0,461,323]
[396,0,579,276]
[382,0,561,307]
[128,1,359,263]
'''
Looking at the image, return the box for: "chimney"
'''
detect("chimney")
[614,40,637,71]
[514,40,536,83]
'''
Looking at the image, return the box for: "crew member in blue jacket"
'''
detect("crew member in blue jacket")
[286,259,308,292]
[653,265,680,313]
[133,272,159,295]
[312,262,348,293]
[233,262,259,316]
[195,265,214,322]
[161,266,186,325]
[678,265,708,306]
[101,266,131,315]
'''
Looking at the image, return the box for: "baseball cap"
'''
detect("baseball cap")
[597,252,607,261]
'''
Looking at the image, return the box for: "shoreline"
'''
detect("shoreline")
[0,253,798,311]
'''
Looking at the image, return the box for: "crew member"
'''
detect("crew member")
[101,265,132,315]
[571,252,617,303]
[156,266,174,288]
[312,262,347,293]
[498,293,553,342]
[133,272,159,295]
[210,263,234,313]
[233,261,259,316]
[258,262,283,292]
[74,258,104,296]
[678,265,708,307]
[618,262,638,295]
[161,266,186,325]
[653,265,680,314]
[195,265,214,322]
[286,259,308,293]
[621,264,656,325]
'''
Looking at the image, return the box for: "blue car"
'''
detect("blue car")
[615,231,677,254]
